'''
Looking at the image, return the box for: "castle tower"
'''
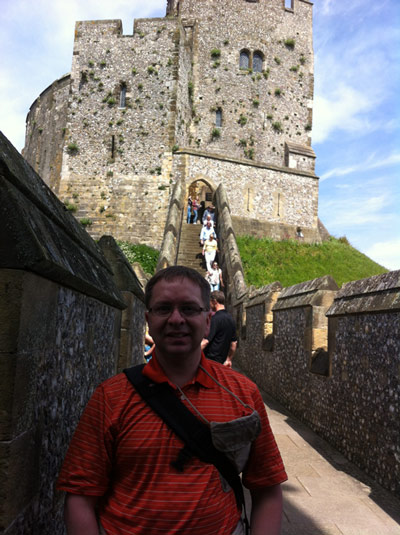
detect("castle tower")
[23,0,320,248]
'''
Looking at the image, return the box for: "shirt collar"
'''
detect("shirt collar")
[143,351,215,389]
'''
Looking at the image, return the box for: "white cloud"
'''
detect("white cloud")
[322,194,390,227]
[365,239,400,271]
[313,84,374,144]
[320,152,400,181]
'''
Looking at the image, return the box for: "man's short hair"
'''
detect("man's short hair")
[145,266,211,309]
[210,290,225,305]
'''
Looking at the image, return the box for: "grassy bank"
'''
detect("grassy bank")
[236,235,388,288]
[117,241,159,275]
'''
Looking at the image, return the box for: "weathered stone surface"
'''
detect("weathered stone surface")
[0,132,125,309]
[234,271,400,498]
[327,270,400,316]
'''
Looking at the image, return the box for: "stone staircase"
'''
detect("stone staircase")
[176,220,207,274]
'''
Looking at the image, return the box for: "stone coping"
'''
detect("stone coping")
[0,132,126,309]
[273,275,338,311]
[327,270,400,316]
[175,148,318,179]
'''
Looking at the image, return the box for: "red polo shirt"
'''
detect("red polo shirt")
[57,353,287,534]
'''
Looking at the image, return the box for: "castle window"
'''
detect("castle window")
[216,109,222,127]
[285,0,294,9]
[119,85,126,108]
[239,50,250,70]
[111,135,115,160]
[253,52,263,72]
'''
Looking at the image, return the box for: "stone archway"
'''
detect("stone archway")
[187,178,214,206]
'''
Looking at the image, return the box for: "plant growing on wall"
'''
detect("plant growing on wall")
[80,218,93,227]
[211,128,221,140]
[210,48,221,58]
[274,88,282,96]
[67,142,79,155]
[238,114,248,126]
[272,121,283,133]
[284,38,295,50]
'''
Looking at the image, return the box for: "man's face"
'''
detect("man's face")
[206,221,211,228]
[146,277,211,364]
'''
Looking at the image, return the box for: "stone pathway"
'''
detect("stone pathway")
[246,389,400,534]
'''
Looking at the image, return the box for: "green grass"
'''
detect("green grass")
[236,235,388,288]
[117,241,159,275]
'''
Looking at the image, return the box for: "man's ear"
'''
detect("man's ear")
[204,310,212,338]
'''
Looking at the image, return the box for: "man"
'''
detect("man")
[202,290,237,367]
[57,266,287,535]
[199,219,216,246]
[202,204,216,224]
[202,232,218,271]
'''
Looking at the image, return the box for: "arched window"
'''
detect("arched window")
[239,50,250,70]
[253,52,263,72]
[216,109,222,127]
[119,85,126,108]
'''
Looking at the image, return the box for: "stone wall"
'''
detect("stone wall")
[22,75,70,190]
[0,132,146,533]
[179,0,315,166]
[230,271,400,497]
[180,148,319,235]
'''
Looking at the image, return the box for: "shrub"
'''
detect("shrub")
[211,128,221,140]
[284,38,295,50]
[272,122,283,133]
[65,203,78,212]
[172,144,179,153]
[274,88,282,96]
[107,97,116,106]
[238,114,248,126]
[210,48,221,58]
[80,218,93,227]
[252,99,260,107]
[67,142,79,155]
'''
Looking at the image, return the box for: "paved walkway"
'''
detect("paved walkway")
[250,389,400,535]
[178,235,398,529]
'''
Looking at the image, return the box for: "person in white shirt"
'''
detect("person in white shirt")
[200,220,217,246]
[206,261,224,291]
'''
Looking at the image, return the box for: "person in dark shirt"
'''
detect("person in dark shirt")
[201,290,237,367]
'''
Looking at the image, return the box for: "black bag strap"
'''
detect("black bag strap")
[123,364,249,532]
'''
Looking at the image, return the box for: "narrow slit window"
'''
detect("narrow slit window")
[111,135,115,160]
[239,50,250,70]
[216,109,222,127]
[285,0,294,9]
[119,85,126,108]
[253,52,263,72]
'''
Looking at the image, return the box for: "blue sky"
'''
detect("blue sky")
[1,0,399,270]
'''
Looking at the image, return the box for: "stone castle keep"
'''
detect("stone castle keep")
[23,0,320,247]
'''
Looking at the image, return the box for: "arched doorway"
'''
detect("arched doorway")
[188,179,213,206]
[187,179,214,224]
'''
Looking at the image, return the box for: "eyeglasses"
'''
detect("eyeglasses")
[148,304,209,317]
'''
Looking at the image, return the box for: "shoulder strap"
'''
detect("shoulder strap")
[123,365,247,516]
